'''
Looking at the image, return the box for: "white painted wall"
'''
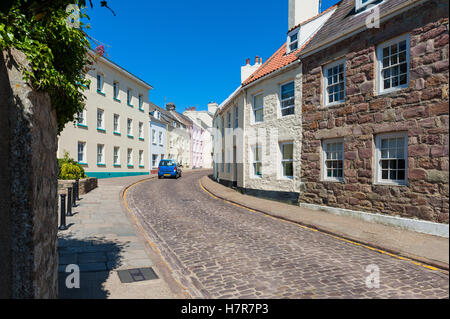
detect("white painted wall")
[57,55,151,177]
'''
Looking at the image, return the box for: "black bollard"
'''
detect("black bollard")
[67,187,73,216]
[72,183,77,208]
[75,178,80,200]
[59,194,68,231]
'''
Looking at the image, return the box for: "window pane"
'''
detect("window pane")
[284,162,293,176]
[282,144,293,159]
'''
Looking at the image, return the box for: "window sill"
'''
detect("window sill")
[374,181,408,187]
[113,164,121,167]
[377,85,409,96]
[97,163,106,167]
[127,103,134,108]
[97,90,106,96]
[127,135,134,138]
[77,123,88,128]
[139,137,145,141]
[113,132,121,136]
[79,162,88,166]
[139,165,145,168]
[323,101,345,108]
[139,108,144,112]
[127,165,134,168]
[97,128,106,133]
[113,98,121,102]
[322,179,344,183]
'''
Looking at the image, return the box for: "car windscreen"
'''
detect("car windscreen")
[159,160,174,166]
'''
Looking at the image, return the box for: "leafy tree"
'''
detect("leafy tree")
[0,0,113,132]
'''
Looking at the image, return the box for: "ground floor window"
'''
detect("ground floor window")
[322,139,344,181]
[152,154,158,168]
[252,145,262,177]
[97,144,104,165]
[280,142,293,178]
[375,132,407,185]
[113,147,120,165]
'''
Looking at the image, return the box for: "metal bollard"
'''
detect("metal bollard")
[59,194,68,230]
[75,178,80,200]
[72,183,77,208]
[67,187,73,216]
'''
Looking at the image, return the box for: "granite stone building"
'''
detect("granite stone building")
[298,0,449,223]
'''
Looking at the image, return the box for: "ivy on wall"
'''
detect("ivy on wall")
[0,1,104,133]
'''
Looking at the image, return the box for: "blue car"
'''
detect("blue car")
[158,159,182,179]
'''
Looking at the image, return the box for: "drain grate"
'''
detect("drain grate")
[117,267,158,283]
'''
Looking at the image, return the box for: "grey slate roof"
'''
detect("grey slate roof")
[299,0,421,57]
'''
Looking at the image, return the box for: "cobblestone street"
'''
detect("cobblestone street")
[126,170,449,299]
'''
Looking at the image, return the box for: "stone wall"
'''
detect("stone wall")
[299,0,449,223]
[0,48,58,298]
[58,177,98,195]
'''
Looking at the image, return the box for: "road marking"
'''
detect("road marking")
[122,178,192,298]
[199,179,448,274]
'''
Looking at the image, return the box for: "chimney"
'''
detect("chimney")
[166,102,176,111]
[241,56,262,83]
[208,102,218,114]
[288,0,320,30]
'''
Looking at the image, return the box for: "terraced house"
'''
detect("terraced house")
[57,52,152,178]
[298,0,449,224]
[214,0,449,227]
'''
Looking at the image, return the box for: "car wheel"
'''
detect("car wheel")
[158,176,162,179]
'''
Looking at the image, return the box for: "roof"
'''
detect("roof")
[241,44,299,87]
[93,51,154,90]
[241,2,338,87]
[287,1,342,33]
[299,0,422,57]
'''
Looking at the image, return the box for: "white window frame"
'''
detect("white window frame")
[77,141,86,163]
[323,59,346,107]
[138,95,143,110]
[234,106,239,128]
[375,132,408,186]
[322,138,344,182]
[280,81,295,117]
[97,144,105,165]
[280,142,294,179]
[152,154,158,168]
[252,145,262,178]
[252,93,264,124]
[377,34,410,95]
[127,118,133,136]
[77,108,87,125]
[139,150,144,167]
[97,109,104,129]
[127,88,133,105]
[113,81,119,99]
[158,131,163,145]
[127,148,133,166]
[139,122,143,139]
[356,0,379,12]
[97,73,103,92]
[113,114,120,133]
[287,29,299,54]
[113,147,120,165]
[152,129,156,144]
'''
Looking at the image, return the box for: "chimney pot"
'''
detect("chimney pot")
[246,58,250,65]
[255,56,259,64]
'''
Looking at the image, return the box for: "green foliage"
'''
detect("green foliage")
[58,150,86,180]
[0,0,93,133]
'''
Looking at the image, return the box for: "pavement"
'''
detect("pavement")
[57,174,188,299]
[125,170,449,299]
[201,175,449,270]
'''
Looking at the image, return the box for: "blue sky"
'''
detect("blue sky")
[85,0,340,112]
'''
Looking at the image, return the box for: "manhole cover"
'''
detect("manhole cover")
[117,267,158,283]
